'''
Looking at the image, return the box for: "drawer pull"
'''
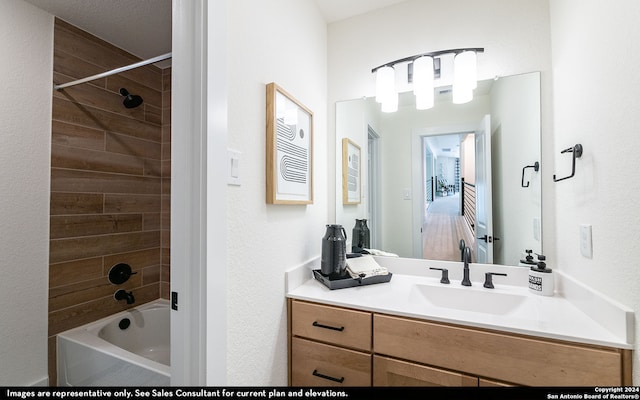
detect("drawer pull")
[312,369,344,383]
[312,321,345,332]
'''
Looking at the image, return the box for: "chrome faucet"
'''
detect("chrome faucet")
[461,247,472,286]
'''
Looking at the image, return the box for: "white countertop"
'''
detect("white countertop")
[286,257,634,350]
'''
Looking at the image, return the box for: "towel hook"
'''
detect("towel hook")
[521,161,540,187]
[553,144,583,182]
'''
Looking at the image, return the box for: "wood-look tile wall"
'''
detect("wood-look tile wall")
[48,19,171,384]
[161,67,171,299]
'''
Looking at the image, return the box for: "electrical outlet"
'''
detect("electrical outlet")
[580,224,593,258]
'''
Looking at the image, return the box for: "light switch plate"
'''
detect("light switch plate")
[403,188,411,200]
[580,224,593,258]
[227,149,241,186]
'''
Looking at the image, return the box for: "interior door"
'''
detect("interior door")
[474,115,493,263]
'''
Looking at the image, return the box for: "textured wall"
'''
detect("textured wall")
[48,19,170,384]
[0,0,52,386]
[549,0,640,384]
[226,0,327,385]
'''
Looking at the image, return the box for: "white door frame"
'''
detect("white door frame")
[171,0,228,385]
[367,126,381,249]
[411,124,475,259]
[474,115,493,263]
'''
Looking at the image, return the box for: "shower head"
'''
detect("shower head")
[119,88,143,109]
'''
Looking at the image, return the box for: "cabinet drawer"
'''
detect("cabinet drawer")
[373,356,477,387]
[291,337,371,386]
[292,300,371,351]
[374,314,623,386]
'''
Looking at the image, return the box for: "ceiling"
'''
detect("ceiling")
[23,0,409,66]
[23,0,172,62]
[314,0,410,23]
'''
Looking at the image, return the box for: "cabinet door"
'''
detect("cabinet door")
[291,337,371,387]
[373,356,477,387]
[374,314,623,386]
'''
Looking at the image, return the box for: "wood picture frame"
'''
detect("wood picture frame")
[342,138,361,204]
[266,82,314,204]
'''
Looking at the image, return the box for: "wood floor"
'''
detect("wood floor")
[422,193,476,263]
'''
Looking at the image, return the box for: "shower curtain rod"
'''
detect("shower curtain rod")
[54,52,172,91]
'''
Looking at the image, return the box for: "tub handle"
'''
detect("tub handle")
[108,263,137,285]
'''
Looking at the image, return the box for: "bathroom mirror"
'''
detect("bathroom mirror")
[335,71,541,266]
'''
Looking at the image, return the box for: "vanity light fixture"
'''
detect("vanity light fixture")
[372,48,484,112]
[375,65,397,112]
[413,56,435,110]
[453,50,477,104]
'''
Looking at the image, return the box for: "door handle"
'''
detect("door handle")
[478,235,495,243]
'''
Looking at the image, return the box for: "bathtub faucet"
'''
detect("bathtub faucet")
[114,289,135,305]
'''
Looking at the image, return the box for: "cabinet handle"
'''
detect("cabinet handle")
[312,321,345,332]
[312,369,344,383]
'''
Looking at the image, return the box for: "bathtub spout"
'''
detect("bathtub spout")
[114,289,135,304]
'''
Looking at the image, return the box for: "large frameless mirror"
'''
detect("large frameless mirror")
[335,71,541,266]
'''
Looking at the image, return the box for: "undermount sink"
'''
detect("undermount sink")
[411,283,527,315]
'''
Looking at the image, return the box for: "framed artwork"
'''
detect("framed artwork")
[342,138,361,204]
[266,82,314,204]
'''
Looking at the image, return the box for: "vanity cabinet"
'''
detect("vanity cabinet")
[288,299,632,387]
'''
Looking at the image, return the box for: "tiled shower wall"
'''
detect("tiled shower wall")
[47,19,170,383]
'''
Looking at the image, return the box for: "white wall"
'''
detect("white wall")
[226,0,327,385]
[328,0,554,258]
[549,0,640,383]
[0,0,52,386]
[491,72,542,265]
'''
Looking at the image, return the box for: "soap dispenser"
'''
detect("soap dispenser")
[528,254,554,296]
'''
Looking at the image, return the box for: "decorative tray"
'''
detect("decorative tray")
[312,269,392,290]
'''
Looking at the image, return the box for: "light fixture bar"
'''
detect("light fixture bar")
[371,48,484,74]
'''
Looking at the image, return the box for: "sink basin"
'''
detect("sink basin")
[411,283,527,315]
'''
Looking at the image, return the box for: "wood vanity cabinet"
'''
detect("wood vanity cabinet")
[288,299,632,387]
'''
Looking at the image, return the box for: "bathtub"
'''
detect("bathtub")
[57,299,170,386]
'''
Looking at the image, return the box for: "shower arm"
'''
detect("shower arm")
[53,52,172,91]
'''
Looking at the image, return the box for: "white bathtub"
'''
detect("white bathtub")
[57,299,170,386]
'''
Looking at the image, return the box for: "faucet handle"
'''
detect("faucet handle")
[483,272,507,289]
[429,268,450,284]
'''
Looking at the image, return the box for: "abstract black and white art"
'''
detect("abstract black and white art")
[266,83,313,204]
[342,138,361,204]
